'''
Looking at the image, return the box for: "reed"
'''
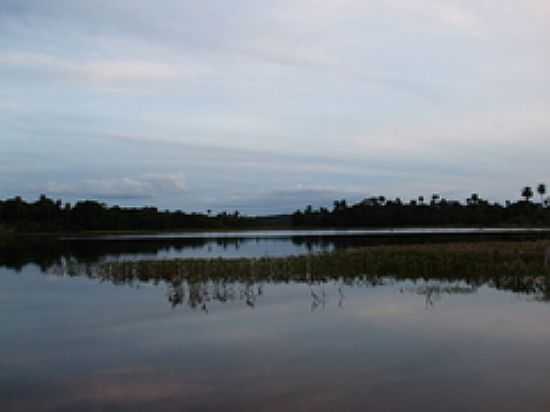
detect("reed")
[93,240,550,284]
[44,240,550,309]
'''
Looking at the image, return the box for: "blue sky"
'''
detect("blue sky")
[1,1,549,214]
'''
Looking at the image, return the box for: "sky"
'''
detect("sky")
[1,0,549,214]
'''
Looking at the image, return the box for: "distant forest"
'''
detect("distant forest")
[293,185,550,227]
[0,184,549,233]
[0,196,288,233]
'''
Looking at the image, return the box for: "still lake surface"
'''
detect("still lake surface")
[3,229,550,411]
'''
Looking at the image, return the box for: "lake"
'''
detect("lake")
[3,229,550,411]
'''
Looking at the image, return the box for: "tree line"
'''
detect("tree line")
[292,184,550,227]
[0,195,287,233]
[0,184,549,233]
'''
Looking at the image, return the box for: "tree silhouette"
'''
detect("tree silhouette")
[3,187,550,233]
[522,186,534,202]
[537,184,547,205]
[291,187,550,228]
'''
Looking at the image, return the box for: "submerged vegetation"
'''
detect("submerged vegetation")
[1,184,550,233]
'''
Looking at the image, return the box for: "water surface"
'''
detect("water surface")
[3,232,550,411]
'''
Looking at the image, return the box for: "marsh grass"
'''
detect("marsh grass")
[95,241,550,283]
[47,241,550,309]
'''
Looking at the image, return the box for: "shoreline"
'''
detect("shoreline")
[6,225,550,239]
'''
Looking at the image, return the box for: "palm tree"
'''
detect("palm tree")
[333,199,348,211]
[537,183,546,205]
[522,186,534,202]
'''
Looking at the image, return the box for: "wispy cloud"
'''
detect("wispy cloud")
[0,52,210,92]
[45,174,185,200]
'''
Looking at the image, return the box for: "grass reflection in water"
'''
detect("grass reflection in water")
[49,241,550,310]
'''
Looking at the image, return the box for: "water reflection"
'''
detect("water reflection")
[47,262,487,311]
[5,237,550,411]
[3,230,550,271]
[144,276,550,310]
[404,283,479,308]
[4,235,550,310]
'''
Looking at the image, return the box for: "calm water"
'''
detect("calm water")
[3,231,550,411]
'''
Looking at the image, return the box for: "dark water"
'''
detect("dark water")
[3,231,550,411]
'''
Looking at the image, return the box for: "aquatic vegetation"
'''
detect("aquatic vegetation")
[41,240,550,310]
[95,241,550,282]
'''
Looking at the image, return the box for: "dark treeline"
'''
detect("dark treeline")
[0,195,288,232]
[1,184,549,232]
[293,185,550,227]
[0,237,241,271]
